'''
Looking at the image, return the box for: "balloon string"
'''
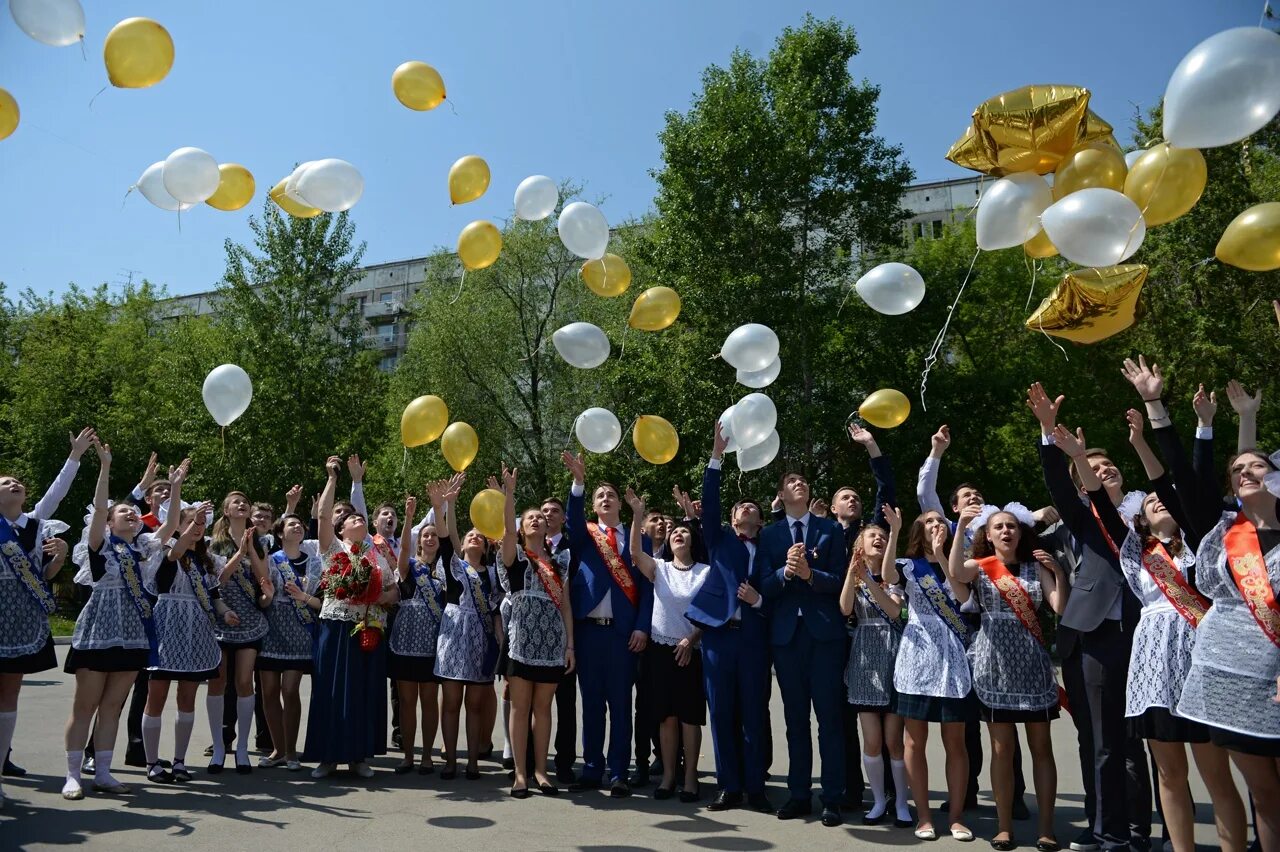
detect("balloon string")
[1023,253,1038,310]
[78,35,86,62]
[449,269,467,305]
[618,324,629,362]
[835,280,859,317]
[221,426,225,454]
[121,185,135,212]
[87,86,106,111]
[1035,307,1070,362]
[919,247,981,412]
[517,337,548,362]
[446,98,459,118]
[1261,0,1272,27]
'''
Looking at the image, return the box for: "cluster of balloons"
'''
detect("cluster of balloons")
[136,148,258,214]
[399,395,480,473]
[267,159,364,217]
[202,364,253,427]
[720,323,781,389]
[716,393,780,472]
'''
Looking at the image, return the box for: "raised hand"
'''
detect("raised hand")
[712,419,729,457]
[1026,382,1064,432]
[848,423,875,447]
[560,450,585,483]
[139,452,160,490]
[1192,384,1217,427]
[672,485,693,517]
[169,458,192,488]
[809,497,829,518]
[486,474,501,492]
[284,484,303,510]
[623,486,645,516]
[443,473,465,503]
[1125,408,1148,447]
[930,424,951,457]
[69,427,96,460]
[957,503,984,530]
[346,454,365,483]
[1032,548,1063,574]
[1051,424,1088,458]
[929,522,948,558]
[883,504,902,534]
[93,439,112,465]
[1226,379,1262,415]
[1121,355,1163,400]
[325,456,342,479]
[502,464,517,496]
[405,495,417,518]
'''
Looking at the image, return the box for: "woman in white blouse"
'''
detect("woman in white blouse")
[625,488,709,803]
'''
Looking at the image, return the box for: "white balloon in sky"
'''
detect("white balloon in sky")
[10,0,84,46]
[163,147,221,204]
[136,162,193,212]
[514,175,558,221]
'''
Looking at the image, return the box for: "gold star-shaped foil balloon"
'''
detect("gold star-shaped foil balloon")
[946,85,1119,176]
[1025,264,1148,344]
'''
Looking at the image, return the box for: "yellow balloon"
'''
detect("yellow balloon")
[205,164,255,211]
[1216,202,1280,272]
[628,286,681,331]
[1023,228,1059,259]
[400,395,449,448]
[633,415,679,465]
[469,489,506,540]
[441,422,479,472]
[392,60,446,111]
[1123,143,1207,227]
[457,221,502,271]
[0,88,17,141]
[103,17,174,89]
[449,155,490,205]
[1052,142,1128,200]
[580,254,632,297]
[1025,264,1148,343]
[269,179,322,219]
[859,389,911,429]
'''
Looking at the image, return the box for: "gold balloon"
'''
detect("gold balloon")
[628,286,681,331]
[1123,143,1207,227]
[946,85,1117,176]
[1216,202,1280,272]
[457,220,502,271]
[441,422,479,472]
[1023,228,1059,259]
[580,254,632,297]
[859,389,911,429]
[400,395,449,448]
[1053,142,1128,199]
[103,17,174,89]
[1025,264,1148,344]
[449,155,490,205]
[469,488,506,540]
[205,164,255,211]
[633,415,679,465]
[392,61,446,111]
[269,179,322,219]
[0,88,17,141]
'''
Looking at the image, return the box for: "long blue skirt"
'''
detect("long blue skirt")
[303,618,387,764]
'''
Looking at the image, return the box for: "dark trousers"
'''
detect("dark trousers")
[703,624,769,795]
[965,718,1027,802]
[632,648,661,769]
[1062,622,1152,852]
[773,629,845,808]
[576,622,637,783]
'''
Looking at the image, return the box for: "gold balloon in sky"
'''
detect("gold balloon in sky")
[580,254,632,297]
[103,17,174,89]
[1053,141,1128,200]
[449,155,490,205]
[1025,264,1148,344]
[269,179,322,219]
[1123,143,1207,227]
[441,422,479,472]
[392,61,446,111]
[205,164,255,211]
[628,286,681,331]
[946,85,1118,176]
[859,389,911,429]
[633,415,679,465]
[1023,228,1059,259]
[400,395,449,448]
[470,488,505,540]
[457,220,502,271]
[1216,202,1280,272]
[0,88,18,141]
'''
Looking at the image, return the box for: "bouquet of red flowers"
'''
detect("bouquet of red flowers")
[318,546,383,606]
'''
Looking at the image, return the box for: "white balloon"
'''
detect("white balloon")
[737,356,781,389]
[296,158,364,212]
[575,407,622,453]
[514,175,558,221]
[136,162,192,212]
[720,323,779,372]
[10,0,84,46]
[1124,150,1145,169]
[1041,188,1146,268]
[162,147,221,204]
[285,161,316,207]
[731,393,777,451]
[557,201,610,259]
[202,364,253,427]
[719,405,740,453]
[1163,27,1280,149]
[737,429,780,472]
[976,172,1053,250]
[552,322,611,369]
[854,262,926,315]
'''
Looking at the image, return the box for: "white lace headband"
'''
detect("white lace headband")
[966,501,1036,534]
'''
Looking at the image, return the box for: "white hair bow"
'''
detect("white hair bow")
[966,501,1036,534]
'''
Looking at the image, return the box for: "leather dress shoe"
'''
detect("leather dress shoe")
[776,799,812,820]
[821,806,843,827]
[708,790,743,811]
[748,792,773,812]
[610,778,632,798]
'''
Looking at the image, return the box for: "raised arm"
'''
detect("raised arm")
[86,439,112,551]
[1035,548,1069,615]
[154,459,191,543]
[129,451,159,514]
[42,536,69,581]
[1056,424,1130,546]
[1028,383,1088,529]
[702,420,730,549]
[1226,379,1261,454]
[838,550,860,617]
[499,465,518,568]
[244,528,272,605]
[916,425,950,516]
[624,488,657,581]
[399,495,417,581]
[284,484,302,518]
[948,504,982,587]
[561,451,589,553]
[442,473,463,553]
[851,424,896,526]
[32,426,95,520]
[316,455,341,553]
[347,454,368,519]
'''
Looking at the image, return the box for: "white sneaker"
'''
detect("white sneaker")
[310,763,335,779]
[62,777,84,800]
[352,762,374,778]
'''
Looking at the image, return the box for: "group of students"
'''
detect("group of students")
[1,352,1279,852]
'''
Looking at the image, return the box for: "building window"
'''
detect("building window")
[380,292,394,302]
[924,195,930,202]
[379,355,399,372]
[932,219,944,238]
[355,295,367,309]
[913,221,925,240]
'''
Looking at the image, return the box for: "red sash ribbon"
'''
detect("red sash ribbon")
[1224,514,1280,648]
[525,548,564,610]
[587,522,639,608]
[976,556,1070,714]
[1140,541,1210,629]
[1090,503,1120,558]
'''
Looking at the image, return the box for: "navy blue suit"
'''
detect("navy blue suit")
[686,462,770,796]
[566,486,653,784]
[760,510,847,808]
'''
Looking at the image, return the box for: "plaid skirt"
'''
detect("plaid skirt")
[895,690,979,723]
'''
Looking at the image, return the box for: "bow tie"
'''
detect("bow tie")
[737,533,757,544]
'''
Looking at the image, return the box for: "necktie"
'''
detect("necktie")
[605,526,618,554]
[792,520,804,546]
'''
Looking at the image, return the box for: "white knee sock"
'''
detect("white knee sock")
[174,711,195,764]
[205,694,225,763]
[863,753,887,817]
[502,698,512,759]
[891,758,912,821]
[63,749,82,794]
[94,748,117,785]
[235,696,254,764]
[0,710,12,796]
[141,713,162,765]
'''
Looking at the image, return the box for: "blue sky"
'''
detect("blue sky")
[0,0,1261,297]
